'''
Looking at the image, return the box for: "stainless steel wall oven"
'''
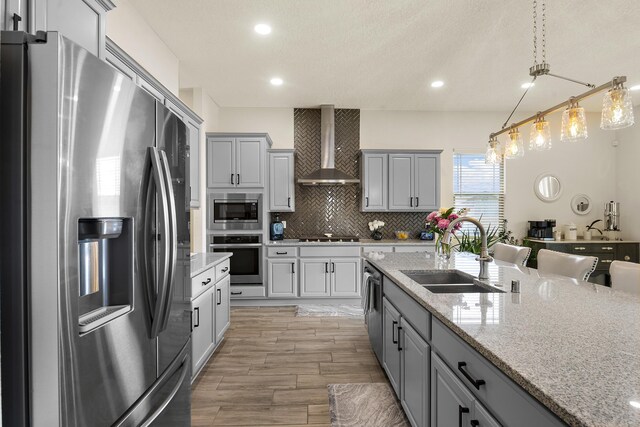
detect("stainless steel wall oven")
[209,234,263,285]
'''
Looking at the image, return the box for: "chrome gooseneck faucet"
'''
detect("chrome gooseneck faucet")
[443,217,493,281]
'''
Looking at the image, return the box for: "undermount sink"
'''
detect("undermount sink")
[401,270,505,293]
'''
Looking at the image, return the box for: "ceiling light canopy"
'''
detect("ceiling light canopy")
[254,23,272,35]
[270,77,283,86]
[430,80,444,88]
[486,0,634,160]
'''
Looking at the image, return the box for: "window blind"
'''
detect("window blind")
[453,153,505,232]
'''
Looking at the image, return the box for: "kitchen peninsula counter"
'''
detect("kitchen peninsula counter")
[363,251,640,427]
[266,239,435,247]
[190,252,232,277]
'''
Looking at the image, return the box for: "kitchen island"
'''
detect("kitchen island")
[363,251,640,427]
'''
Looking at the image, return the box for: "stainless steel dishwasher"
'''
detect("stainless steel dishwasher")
[363,261,383,363]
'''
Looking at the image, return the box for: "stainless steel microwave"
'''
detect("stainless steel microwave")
[208,193,262,230]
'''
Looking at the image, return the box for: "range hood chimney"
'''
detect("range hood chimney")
[297,105,360,186]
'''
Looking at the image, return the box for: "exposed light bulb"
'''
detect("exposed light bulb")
[505,127,524,159]
[485,137,502,164]
[601,86,634,130]
[561,101,588,142]
[529,117,552,151]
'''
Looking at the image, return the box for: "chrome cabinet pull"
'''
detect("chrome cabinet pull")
[601,246,614,250]
[625,255,631,261]
[574,246,586,251]
[601,259,613,263]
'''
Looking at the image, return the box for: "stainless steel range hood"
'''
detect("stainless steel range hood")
[297,105,360,186]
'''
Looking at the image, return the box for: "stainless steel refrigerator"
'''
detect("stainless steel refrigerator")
[0,31,192,426]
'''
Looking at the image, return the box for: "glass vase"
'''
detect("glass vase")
[435,234,452,260]
[371,230,383,240]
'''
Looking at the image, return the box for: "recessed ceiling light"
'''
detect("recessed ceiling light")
[254,23,272,35]
[270,77,283,86]
[630,84,640,91]
[431,80,444,88]
[631,401,640,409]
[521,82,535,89]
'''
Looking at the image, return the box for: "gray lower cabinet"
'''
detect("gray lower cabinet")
[269,150,295,212]
[361,152,388,211]
[473,401,502,427]
[215,276,230,343]
[383,298,402,396]
[431,351,476,427]
[207,134,266,188]
[400,319,430,427]
[192,285,215,377]
[268,259,298,297]
[300,258,360,298]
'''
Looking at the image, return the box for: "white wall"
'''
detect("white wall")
[616,105,640,241]
[107,0,180,94]
[217,108,294,148]
[363,110,619,239]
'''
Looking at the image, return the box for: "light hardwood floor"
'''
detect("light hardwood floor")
[191,306,389,426]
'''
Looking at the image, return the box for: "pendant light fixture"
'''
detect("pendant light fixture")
[485,137,502,164]
[561,99,588,142]
[505,127,525,158]
[486,0,634,159]
[601,83,635,130]
[529,116,551,150]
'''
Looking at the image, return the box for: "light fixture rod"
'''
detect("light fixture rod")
[490,76,626,139]
[501,76,537,129]
[546,72,596,88]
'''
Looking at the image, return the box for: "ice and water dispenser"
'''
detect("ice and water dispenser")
[78,218,133,333]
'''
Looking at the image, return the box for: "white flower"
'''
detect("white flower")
[369,225,374,231]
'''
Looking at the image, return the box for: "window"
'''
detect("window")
[453,152,505,231]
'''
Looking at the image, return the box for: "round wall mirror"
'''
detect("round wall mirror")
[570,194,592,215]
[534,173,562,202]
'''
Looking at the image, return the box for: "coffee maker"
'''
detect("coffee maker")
[604,201,621,240]
[528,219,556,240]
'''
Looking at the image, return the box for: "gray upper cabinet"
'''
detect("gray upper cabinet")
[361,153,388,211]
[389,154,414,210]
[388,151,441,212]
[207,134,268,189]
[207,137,235,188]
[414,154,440,210]
[269,150,295,212]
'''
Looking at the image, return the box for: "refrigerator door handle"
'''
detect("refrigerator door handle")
[143,147,171,339]
[157,150,178,333]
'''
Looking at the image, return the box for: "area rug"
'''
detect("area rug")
[328,383,410,427]
[295,304,364,318]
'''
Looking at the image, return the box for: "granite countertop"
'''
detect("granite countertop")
[265,239,435,246]
[362,251,640,427]
[526,238,640,244]
[190,252,232,277]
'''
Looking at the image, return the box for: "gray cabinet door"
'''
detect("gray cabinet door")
[389,154,414,210]
[236,137,264,188]
[414,154,439,211]
[268,259,298,297]
[472,401,502,427]
[330,258,361,297]
[138,78,165,103]
[186,120,201,208]
[105,51,138,82]
[47,0,107,58]
[362,153,388,211]
[401,319,430,427]
[431,352,475,427]
[192,287,215,375]
[300,259,330,297]
[207,137,235,188]
[215,276,230,344]
[269,152,295,212]
[383,297,402,397]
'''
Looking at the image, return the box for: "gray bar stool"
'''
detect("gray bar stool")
[492,242,532,266]
[537,249,598,281]
[610,261,640,295]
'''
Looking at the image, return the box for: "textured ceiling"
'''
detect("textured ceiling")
[129,0,640,111]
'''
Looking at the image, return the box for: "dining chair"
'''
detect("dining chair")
[492,242,532,266]
[610,261,640,295]
[537,249,598,281]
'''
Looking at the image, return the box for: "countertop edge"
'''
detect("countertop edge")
[190,253,232,278]
[363,256,580,427]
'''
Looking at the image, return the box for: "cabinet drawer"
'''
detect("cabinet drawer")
[383,277,430,342]
[431,319,565,427]
[571,244,613,254]
[229,285,265,299]
[616,243,639,262]
[300,246,361,257]
[191,269,215,299]
[267,247,299,257]
[215,259,231,281]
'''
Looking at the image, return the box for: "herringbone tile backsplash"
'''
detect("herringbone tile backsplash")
[277,108,432,239]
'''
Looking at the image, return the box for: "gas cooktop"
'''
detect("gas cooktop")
[298,236,360,243]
